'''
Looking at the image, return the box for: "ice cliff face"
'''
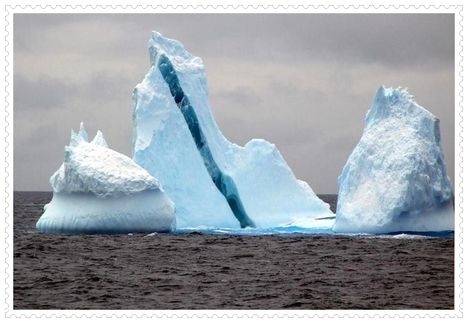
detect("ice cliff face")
[335,87,454,233]
[36,124,175,234]
[133,32,334,229]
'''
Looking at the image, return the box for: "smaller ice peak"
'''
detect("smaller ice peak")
[51,124,161,198]
[78,121,88,141]
[70,122,89,147]
[365,86,437,134]
[149,31,204,73]
[70,124,107,147]
[91,130,108,147]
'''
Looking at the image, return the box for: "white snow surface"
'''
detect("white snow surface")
[334,86,454,233]
[37,124,175,234]
[51,123,160,198]
[133,31,333,229]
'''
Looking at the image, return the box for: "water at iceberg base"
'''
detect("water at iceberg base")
[172,228,454,238]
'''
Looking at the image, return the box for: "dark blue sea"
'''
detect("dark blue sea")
[14,192,454,309]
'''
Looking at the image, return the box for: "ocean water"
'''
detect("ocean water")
[14,192,454,309]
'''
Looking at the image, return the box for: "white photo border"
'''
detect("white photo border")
[2,2,465,320]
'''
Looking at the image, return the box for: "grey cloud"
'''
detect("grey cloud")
[14,74,73,111]
[15,14,454,68]
[214,87,262,107]
[13,14,455,193]
[14,70,135,111]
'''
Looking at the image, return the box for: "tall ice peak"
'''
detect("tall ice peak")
[148,31,203,72]
[133,31,334,229]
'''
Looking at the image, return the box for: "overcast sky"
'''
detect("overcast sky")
[14,14,454,193]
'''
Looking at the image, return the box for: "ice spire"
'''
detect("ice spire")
[91,130,108,148]
[70,122,89,147]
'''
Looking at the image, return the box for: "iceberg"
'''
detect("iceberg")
[335,86,454,233]
[36,123,176,234]
[133,32,334,229]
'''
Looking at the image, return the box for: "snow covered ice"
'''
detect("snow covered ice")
[334,86,454,234]
[36,123,176,234]
[133,31,334,229]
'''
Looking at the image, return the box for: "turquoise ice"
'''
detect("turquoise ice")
[132,32,334,230]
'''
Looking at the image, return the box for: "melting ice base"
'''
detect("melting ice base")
[171,209,452,238]
[38,191,175,234]
[169,227,454,238]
